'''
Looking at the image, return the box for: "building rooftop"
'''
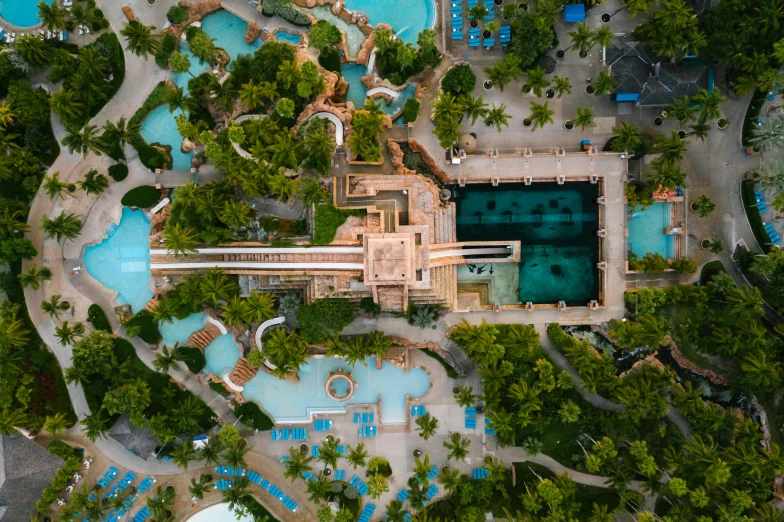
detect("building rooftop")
[364,234,416,285]
[109,415,160,460]
[0,435,65,520]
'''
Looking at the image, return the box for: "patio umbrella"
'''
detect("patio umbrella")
[459,134,477,153]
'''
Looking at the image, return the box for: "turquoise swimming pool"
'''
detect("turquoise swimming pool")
[140,106,194,170]
[0,0,51,28]
[341,63,416,117]
[204,334,241,377]
[627,203,674,259]
[275,31,301,45]
[159,313,207,347]
[201,10,261,64]
[83,208,153,313]
[343,0,435,43]
[242,356,430,423]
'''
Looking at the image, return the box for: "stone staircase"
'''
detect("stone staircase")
[408,202,456,310]
[378,286,405,312]
[188,322,222,349]
[229,358,258,386]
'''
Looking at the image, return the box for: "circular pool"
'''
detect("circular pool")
[186,503,253,522]
[0,0,51,28]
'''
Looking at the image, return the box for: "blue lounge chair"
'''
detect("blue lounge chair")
[312,446,320,457]
[397,489,409,501]
[452,31,463,40]
[354,412,360,423]
[411,406,418,417]
[362,413,368,423]
[484,38,495,48]
[369,413,374,423]
[473,468,489,479]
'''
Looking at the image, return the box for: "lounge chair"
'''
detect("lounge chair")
[354,412,360,423]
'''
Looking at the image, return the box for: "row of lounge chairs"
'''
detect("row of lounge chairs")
[215,479,234,490]
[95,466,119,490]
[350,475,369,496]
[358,503,376,522]
[473,467,489,479]
[216,465,247,476]
[314,419,332,431]
[73,475,154,522]
[225,466,299,512]
[104,471,136,499]
[353,412,374,424]
[765,223,782,245]
[756,190,769,213]
[358,425,377,437]
[270,428,308,440]
[2,28,68,44]
[130,506,150,522]
[465,407,477,429]
[411,405,426,417]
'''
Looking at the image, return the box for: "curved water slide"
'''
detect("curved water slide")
[366,87,401,100]
[308,113,345,146]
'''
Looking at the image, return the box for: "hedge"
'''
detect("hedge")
[403,99,420,123]
[174,346,207,374]
[261,0,312,27]
[235,402,274,430]
[36,445,82,512]
[88,304,112,332]
[741,180,772,254]
[128,82,171,170]
[313,204,365,245]
[742,89,766,147]
[319,46,341,73]
[108,163,128,181]
[121,185,162,208]
[125,310,162,344]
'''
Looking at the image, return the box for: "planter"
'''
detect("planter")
[690,202,700,213]
[469,19,479,28]
[564,121,574,130]
[299,443,308,454]
[746,146,758,155]
[412,448,422,458]
[522,85,532,94]
[523,119,532,127]
[484,455,493,464]
[774,213,784,222]
[653,117,663,127]
[452,386,460,394]
[546,89,555,99]
[146,0,156,5]
[517,2,527,10]
[494,0,503,5]
[483,30,492,39]
[677,130,687,140]
[601,12,611,22]
[483,80,493,91]
[324,467,333,476]
[556,49,566,59]
[700,239,711,250]
[586,85,595,94]
[717,119,729,129]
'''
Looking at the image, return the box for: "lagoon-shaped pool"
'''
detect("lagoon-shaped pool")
[341,63,416,118]
[83,208,153,314]
[140,106,194,170]
[201,9,261,63]
[159,313,207,347]
[242,356,430,423]
[204,334,242,377]
[343,0,436,43]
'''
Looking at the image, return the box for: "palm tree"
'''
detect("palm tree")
[51,88,85,123]
[727,286,764,318]
[44,412,69,436]
[54,321,85,346]
[169,51,194,78]
[443,432,471,461]
[591,72,617,96]
[80,169,109,195]
[200,436,225,465]
[468,3,490,22]
[347,443,369,469]
[165,86,195,114]
[163,223,198,255]
[121,20,160,59]
[751,115,784,151]
[220,199,253,230]
[609,319,637,349]
[567,23,594,57]
[172,395,204,433]
[484,56,520,92]
[41,294,70,319]
[611,122,643,154]
[367,473,389,499]
[413,455,432,483]
[154,345,181,374]
[366,331,391,358]
[527,101,555,131]
[103,116,140,152]
[239,80,265,110]
[0,318,29,350]
[317,436,342,469]
[655,131,688,164]
[415,412,439,440]
[757,162,784,194]
[307,473,332,504]
[0,101,14,129]
[201,269,235,305]
[694,88,727,122]
[283,446,314,481]
[462,94,489,124]
[37,0,68,31]
[522,66,549,96]
[551,75,572,98]
[688,119,710,142]
[592,27,615,49]
[81,413,109,442]
[171,440,198,470]
[344,337,368,367]
[148,485,176,519]
[486,409,515,445]
[484,103,512,132]
[42,172,74,200]
[299,177,328,207]
[741,350,781,390]
[242,291,276,325]
[666,96,697,125]
[0,408,27,436]
[411,306,435,329]
[151,298,178,325]
[19,265,51,290]
[439,466,461,493]
[454,385,475,407]
[225,439,251,467]
[269,173,298,202]
[635,314,670,347]
[62,124,103,158]
[573,107,594,131]
[189,474,213,500]
[385,499,408,522]
[644,162,686,190]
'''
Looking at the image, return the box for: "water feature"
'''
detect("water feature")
[275,31,301,45]
[139,106,194,170]
[186,503,253,522]
[242,356,430,423]
[159,313,207,347]
[657,347,744,408]
[341,63,416,117]
[342,0,436,44]
[308,6,366,57]
[0,0,51,28]
[453,182,600,305]
[201,9,262,63]
[83,208,153,314]
[204,334,242,377]
[627,203,674,258]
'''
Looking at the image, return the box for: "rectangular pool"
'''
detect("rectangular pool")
[454,182,600,305]
[627,203,673,258]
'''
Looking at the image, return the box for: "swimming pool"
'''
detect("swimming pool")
[0,0,51,28]
[343,0,435,43]
[204,334,242,377]
[342,64,416,117]
[186,503,253,522]
[159,313,207,347]
[83,207,153,314]
[275,31,301,45]
[140,106,194,170]
[201,10,261,64]
[242,356,430,423]
[627,203,674,259]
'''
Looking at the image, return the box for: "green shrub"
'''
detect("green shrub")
[313,204,365,245]
[108,163,128,181]
[84,33,125,122]
[319,46,342,73]
[235,402,274,430]
[47,440,79,459]
[441,64,476,95]
[261,0,312,27]
[167,6,190,24]
[174,346,206,373]
[239,495,279,521]
[124,310,161,344]
[88,304,112,332]
[155,31,179,69]
[297,298,355,343]
[121,185,162,208]
[403,99,421,123]
[360,296,381,316]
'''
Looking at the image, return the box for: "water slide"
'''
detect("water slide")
[366,87,401,100]
[308,113,344,146]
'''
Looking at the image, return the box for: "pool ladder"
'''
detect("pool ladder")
[115,293,128,306]
[106,222,119,237]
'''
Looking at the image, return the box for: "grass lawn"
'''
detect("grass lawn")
[516,420,587,466]
[313,204,365,245]
[421,349,458,378]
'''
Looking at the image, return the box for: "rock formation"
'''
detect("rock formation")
[407,139,451,183]
[178,0,223,24]
[387,140,417,176]
[245,20,262,44]
[664,335,730,385]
